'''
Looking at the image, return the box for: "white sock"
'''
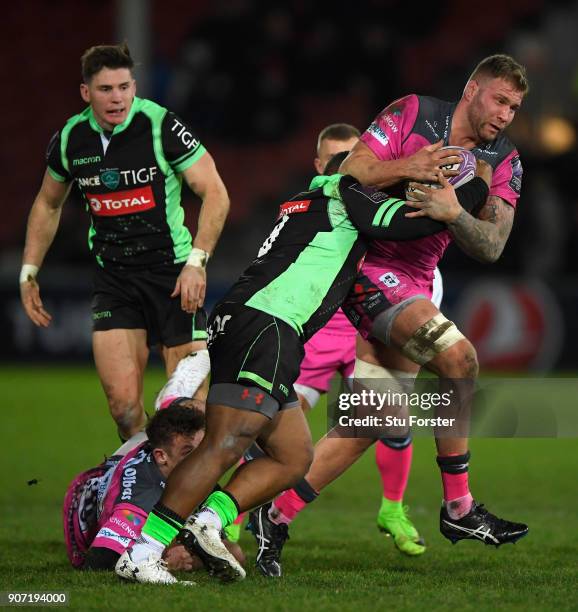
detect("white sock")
[195,507,222,531]
[130,533,165,564]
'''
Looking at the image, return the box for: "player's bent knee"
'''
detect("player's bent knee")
[106,393,143,429]
[401,313,466,366]
[435,339,479,378]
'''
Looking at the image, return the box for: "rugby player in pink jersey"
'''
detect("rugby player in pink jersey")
[63,403,244,573]
[248,55,529,574]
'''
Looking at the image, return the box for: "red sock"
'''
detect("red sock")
[270,489,309,525]
[375,440,412,502]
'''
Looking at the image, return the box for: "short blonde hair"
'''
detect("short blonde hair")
[469,54,529,95]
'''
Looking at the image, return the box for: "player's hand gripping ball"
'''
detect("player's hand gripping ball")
[405,146,476,201]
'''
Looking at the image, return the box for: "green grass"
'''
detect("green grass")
[1,366,577,611]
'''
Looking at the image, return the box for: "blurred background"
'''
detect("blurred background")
[2,0,578,371]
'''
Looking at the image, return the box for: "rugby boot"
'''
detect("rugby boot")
[247,503,289,578]
[177,514,246,582]
[440,500,528,546]
[377,498,426,556]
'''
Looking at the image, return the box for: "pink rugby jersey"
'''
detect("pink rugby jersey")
[360,94,523,281]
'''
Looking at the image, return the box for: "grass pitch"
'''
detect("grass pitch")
[1,366,577,611]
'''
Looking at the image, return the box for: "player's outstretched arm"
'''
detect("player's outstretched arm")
[343,175,489,241]
[173,153,230,313]
[20,170,70,327]
[340,140,461,189]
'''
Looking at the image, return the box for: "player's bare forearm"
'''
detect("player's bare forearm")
[193,187,230,255]
[23,172,69,266]
[448,195,515,263]
[339,151,406,189]
[182,153,230,255]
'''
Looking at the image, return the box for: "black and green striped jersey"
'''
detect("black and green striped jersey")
[46,97,207,269]
[220,173,488,341]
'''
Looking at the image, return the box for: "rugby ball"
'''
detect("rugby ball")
[405,146,477,201]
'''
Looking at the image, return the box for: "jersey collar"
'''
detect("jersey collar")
[87,96,142,135]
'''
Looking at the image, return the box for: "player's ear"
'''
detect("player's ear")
[152,447,168,466]
[463,79,478,102]
[314,158,324,175]
[80,82,90,103]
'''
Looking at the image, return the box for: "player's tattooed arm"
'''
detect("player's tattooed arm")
[448,195,515,263]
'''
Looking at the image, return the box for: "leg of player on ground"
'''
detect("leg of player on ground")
[93,329,149,440]
[118,400,313,583]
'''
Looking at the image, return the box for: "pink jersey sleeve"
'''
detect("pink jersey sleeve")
[91,503,148,555]
[489,150,522,208]
[360,95,420,161]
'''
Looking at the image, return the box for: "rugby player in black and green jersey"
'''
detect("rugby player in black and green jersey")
[116,151,491,585]
[20,44,229,440]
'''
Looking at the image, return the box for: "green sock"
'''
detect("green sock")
[141,507,184,546]
[204,491,239,528]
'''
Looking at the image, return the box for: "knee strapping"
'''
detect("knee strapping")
[353,360,417,394]
[402,314,465,365]
[370,295,427,345]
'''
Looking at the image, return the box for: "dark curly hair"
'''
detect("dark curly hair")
[146,405,205,450]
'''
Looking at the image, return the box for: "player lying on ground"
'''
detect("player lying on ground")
[114,151,491,585]
[63,403,244,572]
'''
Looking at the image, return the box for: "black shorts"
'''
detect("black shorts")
[91,263,207,347]
[207,303,302,418]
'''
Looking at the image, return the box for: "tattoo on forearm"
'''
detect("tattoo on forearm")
[448,196,514,262]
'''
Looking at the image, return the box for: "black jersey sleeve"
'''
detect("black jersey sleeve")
[161,112,207,174]
[340,175,488,240]
[45,130,71,183]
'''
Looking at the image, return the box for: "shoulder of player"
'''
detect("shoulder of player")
[414,94,454,117]
[130,96,170,124]
[475,133,520,168]
[57,106,93,136]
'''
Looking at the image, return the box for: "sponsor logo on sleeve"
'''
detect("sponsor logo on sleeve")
[509,155,523,194]
[347,182,389,203]
[110,516,139,539]
[278,200,311,218]
[86,185,156,217]
[96,528,132,546]
[367,122,389,146]
[121,509,143,526]
[171,118,200,150]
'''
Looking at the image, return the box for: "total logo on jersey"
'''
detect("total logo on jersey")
[77,166,158,189]
[87,186,156,217]
[278,200,311,218]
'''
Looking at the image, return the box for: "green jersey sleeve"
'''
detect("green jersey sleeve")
[45,130,71,183]
[161,112,207,174]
